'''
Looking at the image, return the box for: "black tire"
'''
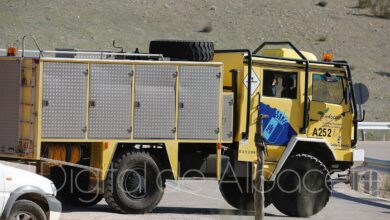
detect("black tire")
[104,151,164,214]
[8,200,47,220]
[50,166,103,207]
[271,154,331,217]
[149,40,214,61]
[219,179,272,211]
[60,192,103,208]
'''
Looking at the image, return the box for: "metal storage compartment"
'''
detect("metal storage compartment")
[42,62,87,138]
[88,64,132,139]
[0,59,21,151]
[222,93,234,142]
[133,64,177,139]
[178,66,221,140]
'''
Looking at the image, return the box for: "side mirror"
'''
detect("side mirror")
[353,83,369,105]
[353,83,369,122]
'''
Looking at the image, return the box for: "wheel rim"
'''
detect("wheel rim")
[11,212,36,220]
[123,167,148,200]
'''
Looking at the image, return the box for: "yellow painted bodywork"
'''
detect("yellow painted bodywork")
[0,47,354,183]
[260,48,318,61]
[11,58,227,181]
[0,57,40,159]
[214,50,354,180]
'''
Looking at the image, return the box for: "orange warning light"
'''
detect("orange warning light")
[7,46,17,57]
[322,51,333,62]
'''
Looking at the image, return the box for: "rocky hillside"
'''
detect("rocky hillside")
[0,0,389,120]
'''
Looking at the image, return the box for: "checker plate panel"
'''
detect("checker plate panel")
[133,65,176,139]
[0,60,21,150]
[42,62,87,138]
[88,64,132,138]
[178,66,220,140]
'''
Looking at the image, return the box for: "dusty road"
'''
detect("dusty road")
[2,142,389,220]
[59,180,390,220]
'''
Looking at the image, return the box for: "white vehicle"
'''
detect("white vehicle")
[0,163,61,220]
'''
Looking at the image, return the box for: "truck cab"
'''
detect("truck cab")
[214,42,364,216]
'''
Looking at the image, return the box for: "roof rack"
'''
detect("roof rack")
[1,36,164,59]
[0,49,163,59]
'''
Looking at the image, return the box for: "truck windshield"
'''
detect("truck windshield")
[312,73,344,104]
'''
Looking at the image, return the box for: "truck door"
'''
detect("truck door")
[42,62,88,139]
[0,59,21,154]
[307,72,352,148]
[258,67,301,146]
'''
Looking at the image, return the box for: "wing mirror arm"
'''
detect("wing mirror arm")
[357,110,365,122]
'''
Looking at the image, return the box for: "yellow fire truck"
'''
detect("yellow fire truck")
[0,38,364,217]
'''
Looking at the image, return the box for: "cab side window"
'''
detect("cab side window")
[312,74,344,104]
[262,70,297,99]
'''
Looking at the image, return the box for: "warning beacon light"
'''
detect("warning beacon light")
[322,51,333,62]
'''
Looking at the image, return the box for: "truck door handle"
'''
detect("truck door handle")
[135,101,141,108]
[179,102,184,109]
[89,101,96,107]
[43,100,49,107]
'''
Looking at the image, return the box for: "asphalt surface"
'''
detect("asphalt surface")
[58,141,389,219]
[1,142,389,220]
[58,180,390,220]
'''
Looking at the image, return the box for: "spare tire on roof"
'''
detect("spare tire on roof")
[149,40,214,61]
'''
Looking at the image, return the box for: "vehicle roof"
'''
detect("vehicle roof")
[260,48,318,61]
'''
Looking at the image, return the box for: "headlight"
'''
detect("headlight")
[50,183,57,196]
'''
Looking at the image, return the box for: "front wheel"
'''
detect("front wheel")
[104,151,164,213]
[271,154,331,217]
[9,200,47,220]
[219,178,272,211]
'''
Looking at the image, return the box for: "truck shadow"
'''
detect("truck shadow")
[332,191,390,209]
[153,207,285,217]
[61,204,117,213]
[62,205,286,217]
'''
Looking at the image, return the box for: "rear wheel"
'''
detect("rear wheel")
[9,200,47,220]
[271,154,331,217]
[149,40,214,61]
[50,166,103,207]
[104,151,164,213]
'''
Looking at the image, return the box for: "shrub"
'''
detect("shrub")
[317,35,328,42]
[357,0,390,18]
[358,0,373,8]
[317,1,328,7]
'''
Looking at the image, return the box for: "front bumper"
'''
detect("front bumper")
[47,195,62,220]
[352,149,365,166]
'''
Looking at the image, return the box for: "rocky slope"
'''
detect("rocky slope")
[0,0,389,120]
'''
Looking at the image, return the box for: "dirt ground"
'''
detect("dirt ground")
[0,0,389,120]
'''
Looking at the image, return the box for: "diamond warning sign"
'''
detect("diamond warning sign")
[243,70,260,96]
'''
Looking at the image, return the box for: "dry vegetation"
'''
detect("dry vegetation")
[0,0,389,121]
[358,0,390,18]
